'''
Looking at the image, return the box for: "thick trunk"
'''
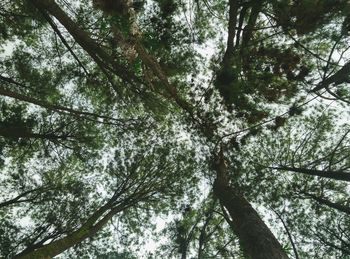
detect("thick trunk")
[240,0,263,72]
[213,149,289,259]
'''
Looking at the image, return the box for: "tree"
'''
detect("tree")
[1,0,350,258]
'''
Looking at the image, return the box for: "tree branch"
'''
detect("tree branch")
[271,166,350,182]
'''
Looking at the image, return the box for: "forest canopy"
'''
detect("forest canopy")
[1,0,350,258]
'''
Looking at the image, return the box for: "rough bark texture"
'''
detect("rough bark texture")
[213,149,289,259]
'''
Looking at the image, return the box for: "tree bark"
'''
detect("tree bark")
[213,149,289,259]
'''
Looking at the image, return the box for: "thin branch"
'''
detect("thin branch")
[272,209,299,259]
[271,166,350,182]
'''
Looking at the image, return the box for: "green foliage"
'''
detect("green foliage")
[1,0,350,258]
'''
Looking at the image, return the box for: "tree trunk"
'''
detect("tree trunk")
[27,0,137,85]
[213,149,289,259]
[14,202,124,259]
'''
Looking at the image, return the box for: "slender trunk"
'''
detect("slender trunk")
[213,149,289,259]
[240,0,263,76]
[236,5,248,46]
[39,11,89,75]
[197,202,215,259]
[272,166,350,182]
[241,0,263,51]
[14,202,124,259]
[223,0,238,63]
[29,0,197,122]
[273,209,299,259]
[27,0,137,85]
[197,217,210,258]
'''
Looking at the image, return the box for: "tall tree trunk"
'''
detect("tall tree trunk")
[213,149,289,259]
[28,0,196,120]
[14,201,124,259]
[223,0,238,63]
[27,0,136,85]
